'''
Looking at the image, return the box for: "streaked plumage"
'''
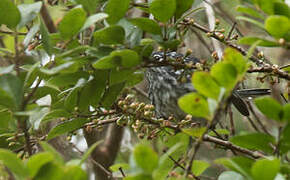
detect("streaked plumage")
[146,51,270,120]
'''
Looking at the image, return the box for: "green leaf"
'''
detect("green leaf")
[41,109,71,124]
[163,133,188,156]
[208,129,230,136]
[63,165,87,180]
[255,97,283,121]
[0,74,23,109]
[33,86,60,103]
[175,0,194,19]
[265,15,290,38]
[75,0,99,14]
[129,18,162,35]
[47,71,89,87]
[0,149,28,178]
[274,2,290,18]
[40,62,75,75]
[254,0,276,15]
[223,48,248,77]
[0,109,13,131]
[211,62,238,91]
[182,127,206,138]
[192,160,210,176]
[64,79,86,111]
[40,18,52,55]
[0,65,15,75]
[125,174,153,180]
[126,71,144,87]
[57,46,90,58]
[109,69,134,85]
[105,0,130,24]
[109,163,130,172]
[0,89,15,110]
[238,37,279,47]
[79,72,107,111]
[236,16,264,29]
[0,0,21,29]
[153,143,183,180]
[236,5,264,19]
[283,104,290,122]
[218,171,244,180]
[111,49,140,68]
[79,140,102,165]
[251,158,280,180]
[93,25,125,45]
[93,49,140,69]
[58,8,87,39]
[192,72,220,100]
[102,82,125,108]
[159,39,181,50]
[149,0,176,22]
[178,92,209,119]
[27,152,54,178]
[133,144,158,173]
[280,123,290,154]
[81,13,108,31]
[215,156,254,179]
[33,162,64,180]
[17,2,42,28]
[93,55,116,69]
[23,23,39,47]
[24,62,40,88]
[40,142,64,164]
[47,118,89,140]
[29,107,50,129]
[229,133,275,153]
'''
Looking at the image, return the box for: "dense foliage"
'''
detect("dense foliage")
[0,0,289,179]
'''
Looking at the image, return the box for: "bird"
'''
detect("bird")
[145,51,271,121]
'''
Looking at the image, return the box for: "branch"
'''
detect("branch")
[178,20,290,80]
[203,0,223,59]
[0,30,27,35]
[36,0,57,33]
[203,135,265,158]
[84,116,124,180]
[247,66,290,80]
[185,95,229,177]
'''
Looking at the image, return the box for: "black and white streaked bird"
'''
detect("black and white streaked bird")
[145,51,271,120]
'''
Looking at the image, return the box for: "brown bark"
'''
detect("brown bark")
[84,124,124,180]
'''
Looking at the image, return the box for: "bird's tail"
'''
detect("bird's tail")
[236,88,271,98]
[231,88,271,116]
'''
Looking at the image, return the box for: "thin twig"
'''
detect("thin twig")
[247,66,290,80]
[246,116,260,132]
[0,30,27,35]
[189,27,213,54]
[279,64,290,69]
[280,93,288,103]
[71,143,113,178]
[274,126,282,157]
[228,106,235,135]
[203,0,223,59]
[37,0,57,33]
[246,101,270,135]
[168,155,200,180]
[132,86,148,99]
[185,96,230,177]
[22,79,42,108]
[119,167,126,177]
[226,22,237,40]
[203,135,265,158]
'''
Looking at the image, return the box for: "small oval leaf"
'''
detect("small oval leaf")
[58,8,87,39]
[150,0,176,22]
